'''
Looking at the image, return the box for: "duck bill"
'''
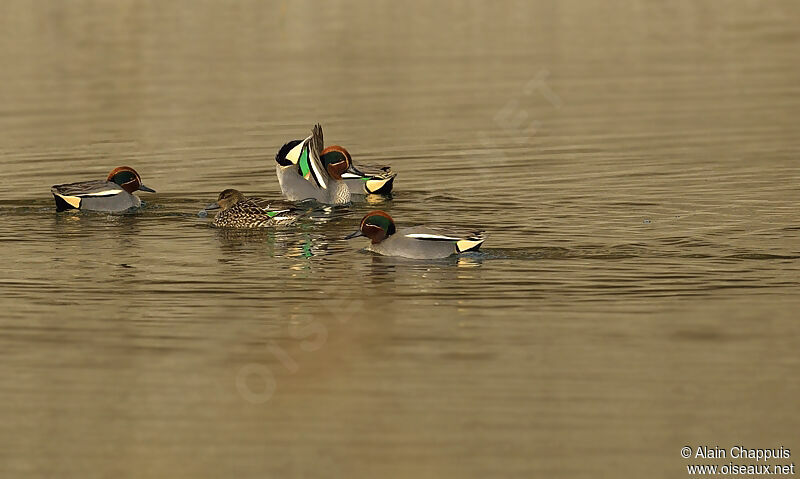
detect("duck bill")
[345,163,364,176]
[138,184,156,193]
[344,230,364,240]
[205,202,221,211]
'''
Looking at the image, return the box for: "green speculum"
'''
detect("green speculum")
[299,147,311,176]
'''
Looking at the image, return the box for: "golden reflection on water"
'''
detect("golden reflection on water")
[1,1,799,478]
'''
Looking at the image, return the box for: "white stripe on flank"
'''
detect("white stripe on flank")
[405,233,461,241]
[79,189,122,197]
[341,172,363,179]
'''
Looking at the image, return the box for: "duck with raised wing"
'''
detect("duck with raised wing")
[345,210,485,259]
[51,166,156,212]
[274,124,351,205]
[204,189,307,228]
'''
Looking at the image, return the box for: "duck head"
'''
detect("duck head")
[107,166,155,194]
[320,145,352,180]
[345,210,396,244]
[205,189,246,211]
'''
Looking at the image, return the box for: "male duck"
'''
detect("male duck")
[51,166,156,212]
[274,124,396,203]
[345,210,486,259]
[321,146,396,195]
[274,124,350,205]
[205,189,306,228]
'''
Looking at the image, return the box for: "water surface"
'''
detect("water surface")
[1,1,799,477]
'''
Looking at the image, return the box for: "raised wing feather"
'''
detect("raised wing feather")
[304,124,328,189]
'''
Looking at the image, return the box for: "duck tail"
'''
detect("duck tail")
[52,192,80,212]
[456,231,486,253]
[365,173,396,194]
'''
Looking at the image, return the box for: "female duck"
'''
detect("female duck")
[51,166,156,212]
[345,210,486,259]
[205,189,306,228]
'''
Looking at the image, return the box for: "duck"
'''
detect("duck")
[321,146,396,195]
[275,124,394,203]
[345,210,486,259]
[205,189,307,228]
[51,166,156,212]
[274,124,350,205]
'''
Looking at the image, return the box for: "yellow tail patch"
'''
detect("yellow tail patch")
[456,238,484,253]
[366,177,392,194]
[56,194,81,209]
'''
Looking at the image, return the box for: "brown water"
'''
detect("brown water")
[1,1,799,477]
